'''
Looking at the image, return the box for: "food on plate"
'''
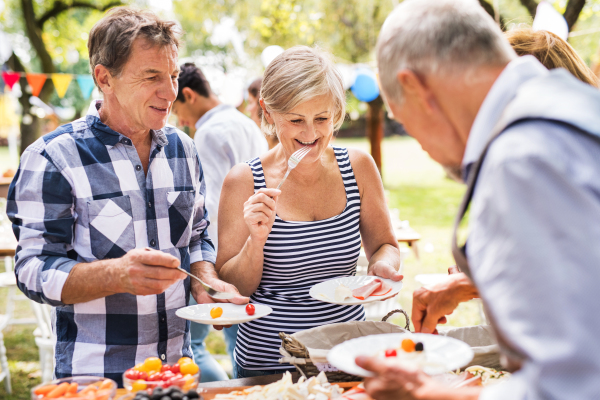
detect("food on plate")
[463,366,511,386]
[32,379,115,400]
[123,357,199,393]
[341,385,373,400]
[334,284,353,302]
[352,279,392,300]
[377,337,441,370]
[210,306,223,318]
[246,304,255,315]
[132,387,201,400]
[215,371,343,400]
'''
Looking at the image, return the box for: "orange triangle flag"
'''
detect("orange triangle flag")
[51,74,72,98]
[26,73,47,97]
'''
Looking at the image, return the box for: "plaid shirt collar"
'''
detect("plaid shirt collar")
[86,100,169,149]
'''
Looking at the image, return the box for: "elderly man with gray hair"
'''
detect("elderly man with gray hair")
[7,7,246,385]
[355,0,600,399]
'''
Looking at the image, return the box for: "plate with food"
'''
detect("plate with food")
[175,303,272,325]
[327,333,474,377]
[309,275,403,305]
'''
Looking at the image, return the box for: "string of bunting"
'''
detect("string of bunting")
[1,71,95,99]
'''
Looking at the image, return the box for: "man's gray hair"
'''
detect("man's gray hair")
[377,0,516,105]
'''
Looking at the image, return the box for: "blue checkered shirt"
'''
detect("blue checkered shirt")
[7,101,216,385]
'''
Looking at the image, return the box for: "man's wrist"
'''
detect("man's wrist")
[450,273,479,301]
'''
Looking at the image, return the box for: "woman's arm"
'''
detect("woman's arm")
[215,163,281,296]
[348,148,402,280]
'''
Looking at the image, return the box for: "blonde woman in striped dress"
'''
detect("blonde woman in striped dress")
[216,46,402,378]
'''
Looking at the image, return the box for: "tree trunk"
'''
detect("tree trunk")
[18,0,55,153]
[563,0,587,31]
[7,53,41,153]
[366,96,384,176]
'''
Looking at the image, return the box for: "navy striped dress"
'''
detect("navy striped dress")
[234,147,365,371]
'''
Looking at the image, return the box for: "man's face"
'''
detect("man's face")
[171,95,198,128]
[384,77,464,171]
[110,38,179,131]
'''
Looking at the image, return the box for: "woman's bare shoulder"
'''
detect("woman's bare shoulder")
[222,162,255,195]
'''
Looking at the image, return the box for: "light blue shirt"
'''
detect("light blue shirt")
[194,104,268,249]
[465,57,600,399]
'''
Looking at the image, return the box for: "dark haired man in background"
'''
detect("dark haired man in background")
[172,63,268,380]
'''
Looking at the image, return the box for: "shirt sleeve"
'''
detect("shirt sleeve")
[188,149,217,265]
[469,126,600,399]
[194,125,235,250]
[7,148,78,306]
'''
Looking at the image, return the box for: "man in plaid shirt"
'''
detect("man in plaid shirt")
[7,7,247,385]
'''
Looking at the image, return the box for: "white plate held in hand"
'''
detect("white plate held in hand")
[175,303,272,325]
[327,333,474,377]
[309,275,403,305]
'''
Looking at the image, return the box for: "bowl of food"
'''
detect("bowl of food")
[31,376,117,400]
[122,356,199,394]
[117,387,202,400]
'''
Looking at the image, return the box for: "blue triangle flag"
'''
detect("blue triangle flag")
[76,75,95,99]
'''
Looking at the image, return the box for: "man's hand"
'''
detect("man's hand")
[356,355,481,400]
[115,248,186,296]
[190,261,249,330]
[412,273,479,333]
[357,355,436,400]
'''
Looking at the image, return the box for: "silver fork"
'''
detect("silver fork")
[276,146,311,189]
[144,247,234,300]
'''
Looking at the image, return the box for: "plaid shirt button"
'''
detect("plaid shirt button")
[150,239,156,247]
[135,165,142,171]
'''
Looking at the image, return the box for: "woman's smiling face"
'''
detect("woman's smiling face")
[268,94,335,162]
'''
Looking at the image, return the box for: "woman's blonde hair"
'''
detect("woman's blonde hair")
[505,28,599,87]
[260,46,346,137]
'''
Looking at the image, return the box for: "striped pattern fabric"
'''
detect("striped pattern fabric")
[235,147,365,371]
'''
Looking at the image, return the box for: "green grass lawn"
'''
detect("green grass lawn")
[0,137,481,397]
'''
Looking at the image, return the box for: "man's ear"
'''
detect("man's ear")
[396,69,435,114]
[259,98,274,124]
[95,65,113,94]
[182,87,196,103]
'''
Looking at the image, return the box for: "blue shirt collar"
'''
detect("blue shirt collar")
[462,56,548,181]
[86,100,169,148]
[195,103,233,130]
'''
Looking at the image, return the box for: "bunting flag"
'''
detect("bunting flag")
[2,72,20,90]
[26,73,47,97]
[76,75,95,99]
[51,73,73,98]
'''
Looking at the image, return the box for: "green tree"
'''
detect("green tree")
[1,0,122,152]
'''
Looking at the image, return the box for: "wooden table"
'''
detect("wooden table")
[395,227,421,260]
[115,372,362,399]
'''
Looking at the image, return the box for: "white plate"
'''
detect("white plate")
[327,333,474,377]
[309,275,403,305]
[175,303,272,325]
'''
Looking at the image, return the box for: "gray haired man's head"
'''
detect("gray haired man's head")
[377,0,516,106]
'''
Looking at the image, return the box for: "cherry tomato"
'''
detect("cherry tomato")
[180,361,199,375]
[385,349,397,357]
[170,363,180,374]
[161,364,171,373]
[132,380,147,391]
[401,338,416,353]
[148,372,162,382]
[246,304,255,316]
[138,371,148,381]
[124,369,138,380]
[143,357,162,373]
[210,307,223,319]
[178,357,193,365]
